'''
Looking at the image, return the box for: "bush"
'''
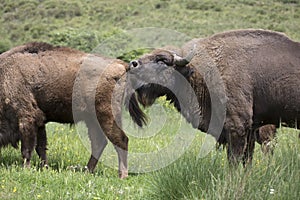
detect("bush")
[49,29,99,52]
[117,49,150,63]
[42,0,83,19]
[186,0,223,11]
[275,0,299,4]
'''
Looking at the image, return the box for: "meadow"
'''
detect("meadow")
[0,116,299,199]
[0,0,300,199]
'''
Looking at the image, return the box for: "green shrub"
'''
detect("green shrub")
[117,48,150,63]
[275,0,299,4]
[186,0,223,11]
[49,29,99,52]
[42,0,83,19]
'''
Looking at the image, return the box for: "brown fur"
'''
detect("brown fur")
[255,124,277,154]
[0,42,140,178]
[128,29,300,165]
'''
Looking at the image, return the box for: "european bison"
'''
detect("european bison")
[0,42,142,178]
[127,29,300,165]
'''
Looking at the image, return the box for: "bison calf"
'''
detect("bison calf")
[255,124,277,154]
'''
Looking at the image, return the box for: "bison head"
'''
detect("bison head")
[125,47,200,128]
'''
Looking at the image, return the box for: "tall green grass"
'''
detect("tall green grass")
[146,128,300,200]
[1,122,298,199]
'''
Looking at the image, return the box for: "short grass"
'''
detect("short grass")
[0,109,299,199]
[0,123,150,200]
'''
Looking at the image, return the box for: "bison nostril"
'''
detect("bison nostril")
[130,60,139,68]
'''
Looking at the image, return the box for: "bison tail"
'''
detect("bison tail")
[128,94,147,127]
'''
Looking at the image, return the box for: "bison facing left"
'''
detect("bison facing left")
[127,29,300,165]
[0,42,143,178]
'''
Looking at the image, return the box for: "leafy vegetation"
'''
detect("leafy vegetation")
[0,0,299,53]
[0,120,299,199]
[146,128,300,200]
[0,0,300,199]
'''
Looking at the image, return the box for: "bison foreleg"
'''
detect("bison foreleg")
[86,123,108,173]
[242,130,255,166]
[17,95,46,168]
[114,145,128,179]
[227,137,245,165]
[19,120,37,168]
[110,123,128,179]
[100,120,128,179]
[227,128,255,167]
[35,125,48,168]
[226,126,248,166]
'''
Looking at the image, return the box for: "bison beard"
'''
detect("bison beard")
[128,29,300,166]
[128,94,147,127]
[0,42,142,178]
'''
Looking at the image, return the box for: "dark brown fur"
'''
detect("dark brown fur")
[255,124,277,154]
[0,42,141,178]
[128,29,300,165]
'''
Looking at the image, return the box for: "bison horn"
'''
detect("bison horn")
[173,44,196,67]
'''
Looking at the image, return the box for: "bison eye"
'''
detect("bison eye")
[129,60,139,68]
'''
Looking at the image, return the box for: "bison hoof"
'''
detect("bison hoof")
[43,164,49,169]
[83,166,90,173]
[119,170,128,179]
[23,160,31,168]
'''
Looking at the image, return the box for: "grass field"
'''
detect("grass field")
[0,0,300,199]
[1,0,300,53]
[0,118,299,199]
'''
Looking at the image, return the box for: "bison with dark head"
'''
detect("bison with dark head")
[0,42,144,178]
[127,29,300,165]
[254,124,277,154]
